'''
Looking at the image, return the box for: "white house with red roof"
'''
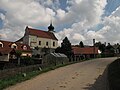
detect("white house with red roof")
[0,40,32,62]
[17,23,58,56]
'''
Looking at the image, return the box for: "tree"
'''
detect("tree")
[79,41,84,47]
[95,42,106,53]
[116,43,120,53]
[113,43,120,54]
[95,42,101,47]
[42,47,50,55]
[55,47,61,53]
[106,43,114,53]
[61,37,73,61]
[16,50,22,65]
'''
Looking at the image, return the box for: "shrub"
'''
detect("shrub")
[108,59,120,90]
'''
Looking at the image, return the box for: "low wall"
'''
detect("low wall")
[0,64,42,79]
[0,56,73,79]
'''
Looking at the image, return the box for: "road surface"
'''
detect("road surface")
[5,57,116,90]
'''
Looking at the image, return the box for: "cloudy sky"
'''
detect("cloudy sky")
[0,0,120,45]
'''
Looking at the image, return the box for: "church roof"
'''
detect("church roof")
[26,26,58,41]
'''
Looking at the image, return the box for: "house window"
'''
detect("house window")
[13,45,17,49]
[0,44,3,48]
[39,41,41,45]
[23,45,27,50]
[0,52,2,56]
[11,43,17,49]
[46,42,48,46]
[53,42,55,47]
[0,42,3,48]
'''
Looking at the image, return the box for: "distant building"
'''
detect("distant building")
[0,40,32,62]
[72,46,101,60]
[17,23,58,56]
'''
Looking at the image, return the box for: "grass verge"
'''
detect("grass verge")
[0,61,80,90]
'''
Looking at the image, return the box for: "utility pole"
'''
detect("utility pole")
[93,39,95,58]
[0,35,1,40]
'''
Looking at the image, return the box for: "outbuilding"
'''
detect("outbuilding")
[43,53,69,66]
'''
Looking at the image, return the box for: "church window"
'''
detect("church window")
[53,42,55,47]
[39,41,41,45]
[46,42,48,46]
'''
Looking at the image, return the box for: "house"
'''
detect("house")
[72,46,101,60]
[0,40,32,62]
[17,23,58,56]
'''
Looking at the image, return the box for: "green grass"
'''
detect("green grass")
[0,71,40,90]
[0,61,80,90]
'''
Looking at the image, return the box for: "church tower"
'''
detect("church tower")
[48,22,55,33]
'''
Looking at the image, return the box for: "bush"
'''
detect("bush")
[108,59,120,90]
[20,57,34,65]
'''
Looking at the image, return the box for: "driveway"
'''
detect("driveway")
[5,57,116,90]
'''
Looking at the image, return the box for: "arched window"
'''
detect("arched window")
[11,43,17,49]
[23,45,27,50]
[0,42,3,48]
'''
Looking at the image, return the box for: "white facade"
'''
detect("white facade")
[28,35,58,49]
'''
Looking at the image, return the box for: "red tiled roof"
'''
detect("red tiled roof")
[0,48,13,54]
[72,46,99,55]
[26,26,58,41]
[0,40,32,54]
[15,42,32,52]
[16,37,23,42]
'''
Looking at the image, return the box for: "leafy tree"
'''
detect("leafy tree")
[106,43,113,50]
[116,43,120,53]
[35,46,39,50]
[113,43,120,53]
[106,43,114,55]
[79,41,84,47]
[95,42,101,47]
[42,47,50,55]
[99,44,106,53]
[16,50,22,65]
[95,42,106,53]
[61,37,73,61]
[55,47,61,53]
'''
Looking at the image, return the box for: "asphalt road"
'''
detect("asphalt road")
[5,57,116,90]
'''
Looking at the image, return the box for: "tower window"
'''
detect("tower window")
[46,42,48,46]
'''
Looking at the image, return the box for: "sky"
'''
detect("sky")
[0,0,120,45]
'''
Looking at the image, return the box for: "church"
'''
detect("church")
[17,23,58,56]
